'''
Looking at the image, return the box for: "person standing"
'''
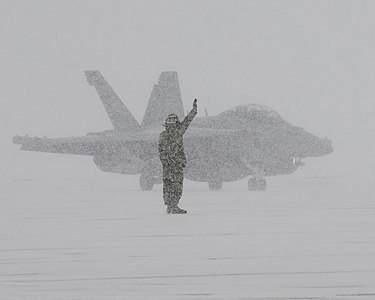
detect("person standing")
[158,99,198,214]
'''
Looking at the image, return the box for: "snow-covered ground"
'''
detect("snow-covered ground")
[1,154,374,299]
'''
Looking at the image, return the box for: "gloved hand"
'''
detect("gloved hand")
[193,98,197,109]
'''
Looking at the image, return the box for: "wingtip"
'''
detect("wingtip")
[13,135,30,145]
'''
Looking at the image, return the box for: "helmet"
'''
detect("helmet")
[165,113,180,124]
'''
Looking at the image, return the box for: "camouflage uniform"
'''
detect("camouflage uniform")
[158,106,197,209]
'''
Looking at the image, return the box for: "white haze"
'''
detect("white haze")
[1,1,375,299]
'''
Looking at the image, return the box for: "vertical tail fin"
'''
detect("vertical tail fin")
[85,70,140,132]
[141,72,185,127]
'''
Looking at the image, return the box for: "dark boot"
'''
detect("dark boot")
[167,205,187,214]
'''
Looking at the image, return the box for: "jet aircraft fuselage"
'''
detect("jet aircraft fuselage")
[13,71,333,191]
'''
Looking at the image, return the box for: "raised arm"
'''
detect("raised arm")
[180,99,198,134]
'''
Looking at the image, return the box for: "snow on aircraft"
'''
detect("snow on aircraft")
[13,71,333,191]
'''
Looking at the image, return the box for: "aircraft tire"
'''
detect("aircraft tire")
[248,178,258,191]
[140,174,154,191]
[208,180,223,191]
[257,179,267,191]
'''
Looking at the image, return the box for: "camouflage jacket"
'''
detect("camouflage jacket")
[158,107,197,168]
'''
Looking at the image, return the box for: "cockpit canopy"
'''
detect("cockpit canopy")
[228,104,283,123]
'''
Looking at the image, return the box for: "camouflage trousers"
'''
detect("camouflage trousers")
[162,167,184,207]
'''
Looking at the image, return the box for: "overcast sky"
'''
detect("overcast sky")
[1,0,375,179]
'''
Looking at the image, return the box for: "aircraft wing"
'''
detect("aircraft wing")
[12,135,110,156]
[12,128,244,156]
[12,133,164,157]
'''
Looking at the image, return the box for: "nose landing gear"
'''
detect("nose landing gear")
[208,180,223,191]
[248,166,267,191]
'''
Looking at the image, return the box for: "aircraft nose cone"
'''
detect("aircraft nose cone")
[323,138,334,154]
[312,137,333,156]
[297,135,333,158]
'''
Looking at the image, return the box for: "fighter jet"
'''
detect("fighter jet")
[13,71,333,191]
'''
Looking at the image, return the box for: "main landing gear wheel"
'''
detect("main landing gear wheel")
[248,178,267,191]
[208,180,223,191]
[257,178,267,191]
[140,174,154,191]
[248,178,257,191]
